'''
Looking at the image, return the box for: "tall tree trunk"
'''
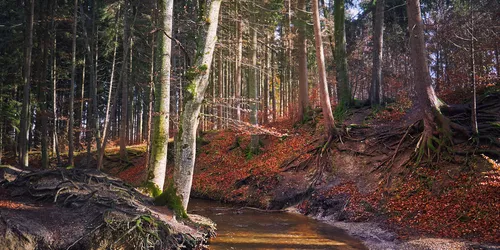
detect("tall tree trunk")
[98,8,120,169]
[470,2,478,136]
[150,0,173,192]
[235,12,243,121]
[313,0,336,134]
[296,0,309,121]
[271,50,277,122]
[218,51,223,128]
[40,0,50,169]
[174,0,221,210]
[263,35,270,125]
[51,23,61,165]
[119,0,132,161]
[78,58,86,148]
[68,0,77,166]
[249,13,259,153]
[370,0,384,106]
[407,0,457,162]
[145,9,155,173]
[19,0,35,167]
[334,0,351,107]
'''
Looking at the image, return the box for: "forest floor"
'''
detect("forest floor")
[110,90,499,249]
[3,90,499,249]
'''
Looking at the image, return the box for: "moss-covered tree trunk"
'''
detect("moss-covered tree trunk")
[334,0,351,107]
[174,0,221,210]
[150,0,173,192]
[407,0,454,162]
[313,0,336,134]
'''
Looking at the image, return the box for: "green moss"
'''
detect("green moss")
[153,182,188,219]
[187,82,196,96]
[145,182,162,198]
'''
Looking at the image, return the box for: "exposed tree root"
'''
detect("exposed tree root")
[0,167,214,249]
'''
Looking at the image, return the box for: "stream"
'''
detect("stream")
[188,199,367,249]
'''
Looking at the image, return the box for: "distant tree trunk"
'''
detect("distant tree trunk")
[249,14,259,152]
[271,50,277,122]
[370,0,384,106]
[78,58,86,148]
[40,0,50,169]
[174,0,221,210]
[98,8,120,169]
[296,0,309,121]
[51,29,61,165]
[235,13,243,121]
[19,0,35,167]
[263,35,270,125]
[68,0,77,166]
[469,2,478,136]
[120,1,132,161]
[218,51,223,128]
[334,0,351,107]
[150,0,173,192]
[313,0,336,134]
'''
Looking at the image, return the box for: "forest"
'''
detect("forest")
[0,0,499,249]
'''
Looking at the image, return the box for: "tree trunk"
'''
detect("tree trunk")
[119,1,132,161]
[407,0,456,162]
[334,0,351,107]
[470,2,478,136]
[235,13,243,121]
[271,49,276,122]
[249,13,259,153]
[150,0,173,191]
[145,9,155,173]
[370,0,384,106]
[296,0,309,121]
[218,51,223,128]
[68,0,77,167]
[40,0,50,169]
[98,8,120,169]
[19,0,35,167]
[263,35,270,125]
[174,0,221,210]
[313,0,336,134]
[51,26,61,165]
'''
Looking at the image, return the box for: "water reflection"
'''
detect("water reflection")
[188,199,367,250]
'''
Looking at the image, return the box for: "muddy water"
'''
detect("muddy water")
[188,199,367,250]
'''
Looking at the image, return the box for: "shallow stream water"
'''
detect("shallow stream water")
[188,199,367,249]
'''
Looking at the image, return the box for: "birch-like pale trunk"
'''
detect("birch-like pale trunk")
[150,0,173,191]
[313,0,336,134]
[174,0,221,210]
